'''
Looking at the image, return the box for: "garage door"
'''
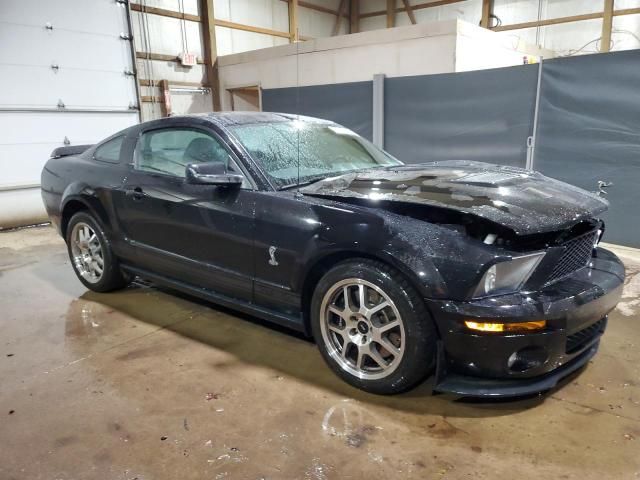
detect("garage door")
[0,0,139,228]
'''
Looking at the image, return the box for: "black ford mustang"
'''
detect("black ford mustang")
[41,112,624,397]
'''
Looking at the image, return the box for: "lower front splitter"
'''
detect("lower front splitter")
[434,341,599,398]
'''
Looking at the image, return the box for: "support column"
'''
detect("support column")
[386,0,395,28]
[201,0,221,111]
[601,0,614,52]
[372,74,385,149]
[289,0,299,42]
[350,0,359,33]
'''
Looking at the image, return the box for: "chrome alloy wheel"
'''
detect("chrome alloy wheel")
[320,278,406,380]
[70,222,104,284]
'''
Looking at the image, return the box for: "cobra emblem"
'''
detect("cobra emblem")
[268,246,279,266]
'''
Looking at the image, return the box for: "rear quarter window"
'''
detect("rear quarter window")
[94,135,124,164]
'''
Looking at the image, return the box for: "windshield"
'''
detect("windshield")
[229,120,402,188]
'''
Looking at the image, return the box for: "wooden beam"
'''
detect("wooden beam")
[402,0,416,25]
[201,0,221,111]
[140,79,210,88]
[130,3,201,22]
[289,0,299,42]
[613,6,640,16]
[332,0,347,36]
[480,0,491,28]
[135,51,205,64]
[601,0,614,52]
[350,0,359,33]
[489,5,639,33]
[227,86,260,92]
[386,0,395,28]
[491,11,603,32]
[158,79,171,116]
[214,18,291,38]
[141,95,162,103]
[279,0,349,18]
[360,0,465,19]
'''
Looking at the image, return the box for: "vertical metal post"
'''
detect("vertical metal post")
[526,57,543,171]
[124,0,143,122]
[372,73,385,149]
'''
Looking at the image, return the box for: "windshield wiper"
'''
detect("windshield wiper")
[278,176,326,190]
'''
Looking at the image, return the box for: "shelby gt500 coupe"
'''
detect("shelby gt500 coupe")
[41,112,624,397]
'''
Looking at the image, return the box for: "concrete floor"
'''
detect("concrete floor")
[1,225,639,480]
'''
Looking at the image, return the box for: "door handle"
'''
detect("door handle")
[125,186,145,201]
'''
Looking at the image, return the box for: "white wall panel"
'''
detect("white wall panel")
[360,0,482,31]
[298,7,347,37]
[214,0,289,31]
[0,24,133,73]
[0,111,137,187]
[0,0,139,227]
[143,0,200,16]
[170,91,214,113]
[0,65,136,109]
[215,26,288,56]
[132,11,204,58]
[136,58,207,82]
[0,0,129,35]
[612,14,640,51]
[493,0,604,24]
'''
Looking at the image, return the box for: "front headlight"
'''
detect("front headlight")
[472,252,545,298]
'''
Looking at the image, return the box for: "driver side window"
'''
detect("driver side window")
[135,128,235,178]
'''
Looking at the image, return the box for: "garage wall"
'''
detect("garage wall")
[535,49,640,248]
[261,49,640,247]
[133,0,348,120]
[0,0,139,228]
[263,80,373,139]
[359,0,640,55]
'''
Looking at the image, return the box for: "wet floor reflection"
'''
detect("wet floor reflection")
[2,226,640,479]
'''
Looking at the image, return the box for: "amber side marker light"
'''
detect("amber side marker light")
[464,320,547,333]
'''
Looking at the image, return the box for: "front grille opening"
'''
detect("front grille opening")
[566,318,606,354]
[545,229,598,285]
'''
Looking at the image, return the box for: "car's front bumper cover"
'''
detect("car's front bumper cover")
[427,247,625,397]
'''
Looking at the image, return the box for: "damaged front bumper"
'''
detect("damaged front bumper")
[427,248,625,397]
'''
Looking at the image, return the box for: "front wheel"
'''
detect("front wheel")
[66,211,129,292]
[310,259,437,395]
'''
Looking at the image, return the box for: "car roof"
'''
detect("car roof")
[173,111,335,128]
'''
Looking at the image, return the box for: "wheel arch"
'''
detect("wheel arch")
[60,195,111,240]
[299,249,435,337]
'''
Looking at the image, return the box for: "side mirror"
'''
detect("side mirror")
[185,162,243,186]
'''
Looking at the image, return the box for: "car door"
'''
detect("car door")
[115,122,257,302]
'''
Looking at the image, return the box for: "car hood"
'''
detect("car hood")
[300,160,608,235]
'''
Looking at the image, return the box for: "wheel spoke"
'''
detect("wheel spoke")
[367,345,388,369]
[328,323,345,336]
[355,347,365,369]
[328,305,345,319]
[357,284,365,310]
[376,336,400,357]
[365,300,389,319]
[378,319,400,334]
[343,286,351,311]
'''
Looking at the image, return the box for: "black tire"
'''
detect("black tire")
[310,258,437,395]
[65,211,129,292]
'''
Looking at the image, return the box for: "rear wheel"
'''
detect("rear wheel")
[310,259,437,395]
[66,211,129,292]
